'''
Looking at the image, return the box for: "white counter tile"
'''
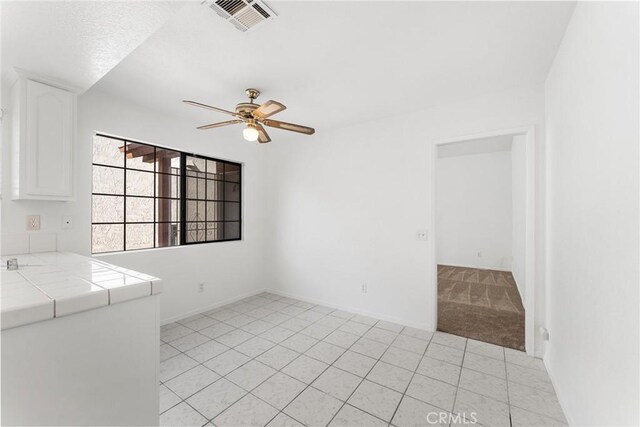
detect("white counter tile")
[0,251,161,330]
[1,271,28,285]
[151,280,163,295]
[52,287,110,317]
[1,254,43,267]
[1,293,54,329]
[100,280,151,304]
[36,277,96,291]
[20,271,71,285]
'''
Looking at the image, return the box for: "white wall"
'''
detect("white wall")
[545,2,639,425]
[1,82,549,355]
[265,86,547,338]
[2,81,549,353]
[0,87,268,322]
[436,150,512,270]
[511,135,527,300]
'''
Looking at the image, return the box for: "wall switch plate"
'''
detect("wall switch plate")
[361,283,368,294]
[416,229,428,241]
[26,215,41,231]
[198,283,205,293]
[61,216,73,229]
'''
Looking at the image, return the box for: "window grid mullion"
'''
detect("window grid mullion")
[205,171,208,242]
[223,163,227,241]
[92,135,241,254]
[180,153,187,245]
[153,146,157,249]
[123,140,127,251]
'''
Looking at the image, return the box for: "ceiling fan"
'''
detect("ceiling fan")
[183,88,315,143]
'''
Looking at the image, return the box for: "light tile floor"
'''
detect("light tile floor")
[159,292,567,427]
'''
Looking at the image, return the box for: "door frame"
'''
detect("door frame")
[428,125,536,355]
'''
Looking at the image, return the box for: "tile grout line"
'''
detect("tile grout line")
[160,292,563,426]
[323,329,431,424]
[278,317,382,423]
[161,315,269,421]
[448,339,469,426]
[248,313,360,426]
[324,319,393,426]
[159,294,296,419]
[170,304,422,424]
[505,346,514,427]
[385,332,435,426]
[211,294,307,426]
[328,327,446,425]
[192,296,301,424]
[172,296,380,426]
[205,299,343,425]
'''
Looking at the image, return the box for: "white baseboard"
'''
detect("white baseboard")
[266,288,434,332]
[438,262,512,272]
[162,287,435,333]
[160,288,267,326]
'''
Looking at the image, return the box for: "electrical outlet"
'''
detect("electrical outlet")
[26,215,41,231]
[198,283,205,293]
[361,283,367,294]
[61,216,73,229]
[416,230,428,241]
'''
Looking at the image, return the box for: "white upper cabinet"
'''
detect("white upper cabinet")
[11,77,76,201]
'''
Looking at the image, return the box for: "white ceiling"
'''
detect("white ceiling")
[437,134,514,158]
[2,1,576,138]
[90,1,575,136]
[1,1,186,91]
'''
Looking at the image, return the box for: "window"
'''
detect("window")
[91,134,242,254]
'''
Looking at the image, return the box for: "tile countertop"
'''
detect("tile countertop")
[0,252,162,330]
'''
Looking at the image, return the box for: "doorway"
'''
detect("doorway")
[429,127,536,354]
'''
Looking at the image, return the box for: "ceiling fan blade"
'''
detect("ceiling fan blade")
[262,119,315,135]
[255,123,271,143]
[252,100,287,120]
[197,120,243,130]
[183,100,239,117]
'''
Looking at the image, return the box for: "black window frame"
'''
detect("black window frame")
[91,133,242,254]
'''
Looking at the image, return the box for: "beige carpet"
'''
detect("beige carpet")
[438,265,525,351]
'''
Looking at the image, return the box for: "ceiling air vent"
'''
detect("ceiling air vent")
[202,0,277,32]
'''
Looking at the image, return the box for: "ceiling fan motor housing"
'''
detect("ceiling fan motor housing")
[235,102,259,116]
[236,88,260,116]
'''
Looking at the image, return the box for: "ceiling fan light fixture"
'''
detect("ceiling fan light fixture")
[184,88,315,144]
[243,124,259,142]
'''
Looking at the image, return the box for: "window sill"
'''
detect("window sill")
[92,238,244,257]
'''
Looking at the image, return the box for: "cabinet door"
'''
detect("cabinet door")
[25,79,73,197]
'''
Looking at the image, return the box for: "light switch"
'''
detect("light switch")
[416,229,428,241]
[26,215,41,231]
